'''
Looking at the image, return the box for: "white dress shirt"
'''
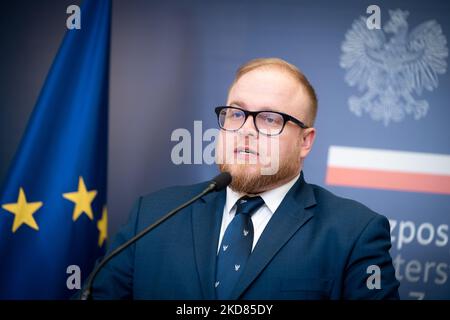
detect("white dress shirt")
[217,174,300,253]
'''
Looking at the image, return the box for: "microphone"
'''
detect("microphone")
[80,172,232,300]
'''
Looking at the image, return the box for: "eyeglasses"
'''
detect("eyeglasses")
[215,106,308,136]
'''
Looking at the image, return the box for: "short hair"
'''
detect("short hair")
[229,58,318,126]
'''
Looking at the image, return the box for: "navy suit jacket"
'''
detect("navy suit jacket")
[91,172,399,299]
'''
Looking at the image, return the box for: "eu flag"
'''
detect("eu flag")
[0,0,111,299]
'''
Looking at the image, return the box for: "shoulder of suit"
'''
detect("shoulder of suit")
[135,180,211,214]
[307,182,387,226]
[143,180,209,199]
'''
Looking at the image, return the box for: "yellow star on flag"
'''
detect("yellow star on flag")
[63,177,97,221]
[2,188,43,233]
[97,206,108,247]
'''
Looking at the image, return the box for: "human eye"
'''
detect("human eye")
[259,112,283,126]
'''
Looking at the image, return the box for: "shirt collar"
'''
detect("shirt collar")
[225,173,300,215]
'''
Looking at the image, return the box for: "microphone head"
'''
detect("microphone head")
[211,172,232,191]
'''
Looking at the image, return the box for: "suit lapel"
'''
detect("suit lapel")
[230,173,316,299]
[191,190,225,299]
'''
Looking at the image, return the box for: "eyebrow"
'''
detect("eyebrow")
[228,100,247,108]
[228,101,277,112]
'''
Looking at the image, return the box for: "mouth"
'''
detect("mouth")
[234,146,259,156]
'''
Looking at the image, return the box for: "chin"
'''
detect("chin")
[227,164,261,178]
[218,154,301,194]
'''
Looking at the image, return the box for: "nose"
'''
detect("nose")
[238,115,258,137]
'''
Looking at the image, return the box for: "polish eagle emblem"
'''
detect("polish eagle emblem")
[340,9,448,125]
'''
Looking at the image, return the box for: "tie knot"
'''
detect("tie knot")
[235,196,264,217]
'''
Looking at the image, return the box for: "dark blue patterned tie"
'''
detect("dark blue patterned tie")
[215,196,265,299]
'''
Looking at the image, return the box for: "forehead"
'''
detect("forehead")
[227,67,308,118]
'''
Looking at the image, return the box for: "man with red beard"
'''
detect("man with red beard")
[89,58,400,300]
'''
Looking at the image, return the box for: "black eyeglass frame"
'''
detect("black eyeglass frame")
[214,106,309,136]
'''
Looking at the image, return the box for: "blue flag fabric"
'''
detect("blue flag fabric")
[0,0,111,299]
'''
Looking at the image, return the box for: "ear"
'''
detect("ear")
[300,127,316,158]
